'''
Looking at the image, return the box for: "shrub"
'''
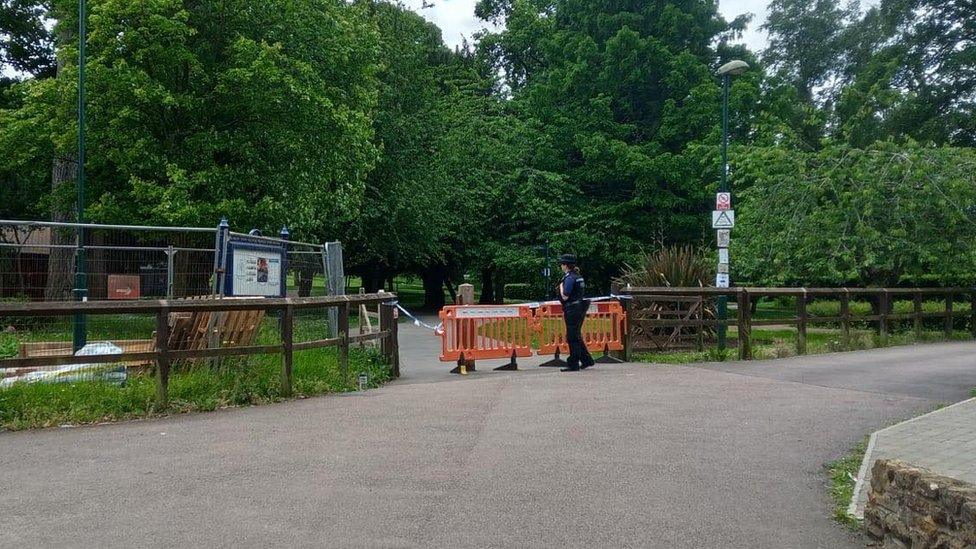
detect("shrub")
[615,245,714,288]
[504,283,536,301]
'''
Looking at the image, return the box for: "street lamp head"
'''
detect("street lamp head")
[716,60,749,77]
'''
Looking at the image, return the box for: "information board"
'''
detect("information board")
[222,237,287,298]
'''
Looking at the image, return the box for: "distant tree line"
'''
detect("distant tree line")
[1,0,973,307]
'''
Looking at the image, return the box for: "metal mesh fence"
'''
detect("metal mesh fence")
[0,221,217,302]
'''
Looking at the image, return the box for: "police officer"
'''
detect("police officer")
[557,254,594,372]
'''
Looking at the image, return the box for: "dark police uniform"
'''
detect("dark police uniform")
[559,268,594,370]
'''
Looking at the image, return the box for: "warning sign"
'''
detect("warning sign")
[716,192,731,211]
[716,229,731,247]
[712,210,735,229]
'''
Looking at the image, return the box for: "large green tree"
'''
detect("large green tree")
[475,0,760,291]
[1,0,381,238]
[733,141,976,287]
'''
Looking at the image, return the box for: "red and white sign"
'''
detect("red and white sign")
[108,275,141,300]
[716,192,731,211]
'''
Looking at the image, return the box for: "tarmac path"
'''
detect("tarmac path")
[2,319,973,548]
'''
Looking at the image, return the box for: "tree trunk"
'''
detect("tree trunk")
[493,275,505,305]
[45,39,78,302]
[479,267,495,304]
[45,157,77,301]
[444,273,457,304]
[360,264,382,293]
[421,265,446,311]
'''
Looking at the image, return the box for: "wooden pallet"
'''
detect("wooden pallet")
[11,296,266,374]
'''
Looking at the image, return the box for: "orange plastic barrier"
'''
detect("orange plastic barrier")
[438,305,535,362]
[535,301,627,356]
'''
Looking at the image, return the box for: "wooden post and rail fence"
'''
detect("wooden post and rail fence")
[0,293,400,404]
[617,287,976,361]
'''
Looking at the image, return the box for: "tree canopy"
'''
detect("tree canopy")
[0,0,973,303]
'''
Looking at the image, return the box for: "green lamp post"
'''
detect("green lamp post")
[714,60,748,351]
[73,0,88,351]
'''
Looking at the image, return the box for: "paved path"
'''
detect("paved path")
[850,397,976,517]
[2,322,974,548]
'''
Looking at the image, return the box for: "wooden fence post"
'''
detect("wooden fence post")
[380,302,400,377]
[796,289,807,355]
[840,289,851,346]
[696,295,705,352]
[281,304,293,397]
[339,302,350,379]
[879,290,889,345]
[944,291,953,340]
[970,289,976,340]
[914,291,923,341]
[155,309,170,406]
[737,289,752,360]
[621,297,632,362]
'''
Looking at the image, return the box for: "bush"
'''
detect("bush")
[504,283,537,301]
[615,245,714,288]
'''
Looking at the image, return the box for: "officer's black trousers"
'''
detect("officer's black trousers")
[563,302,594,368]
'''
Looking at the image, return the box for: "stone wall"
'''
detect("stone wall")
[864,459,976,548]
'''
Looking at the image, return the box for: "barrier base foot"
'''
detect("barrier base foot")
[596,345,624,364]
[494,351,519,371]
[539,350,567,368]
[451,354,473,375]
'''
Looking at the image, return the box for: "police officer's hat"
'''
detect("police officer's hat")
[557,254,577,265]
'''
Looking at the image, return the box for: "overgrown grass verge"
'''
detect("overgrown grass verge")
[826,439,867,530]
[634,348,736,364]
[635,327,973,364]
[0,348,391,431]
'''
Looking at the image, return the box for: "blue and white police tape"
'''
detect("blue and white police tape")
[390,301,444,334]
[520,294,632,308]
[389,294,631,334]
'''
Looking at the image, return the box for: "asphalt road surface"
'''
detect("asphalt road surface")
[2,334,974,548]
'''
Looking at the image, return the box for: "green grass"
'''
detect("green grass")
[753,298,971,322]
[0,347,391,431]
[0,309,393,430]
[635,326,973,364]
[826,439,867,530]
[634,348,736,364]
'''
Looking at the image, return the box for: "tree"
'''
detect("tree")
[0,0,381,238]
[342,1,453,295]
[0,0,55,78]
[836,0,976,147]
[475,0,761,291]
[761,0,857,105]
[733,141,976,288]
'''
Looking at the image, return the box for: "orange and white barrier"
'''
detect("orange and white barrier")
[438,305,535,362]
[535,301,627,356]
[437,300,627,368]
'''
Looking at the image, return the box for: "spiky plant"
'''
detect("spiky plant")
[615,245,717,350]
[615,245,714,289]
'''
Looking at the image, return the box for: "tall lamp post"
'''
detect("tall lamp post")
[72,0,88,351]
[714,60,748,351]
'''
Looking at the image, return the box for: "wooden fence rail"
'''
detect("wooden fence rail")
[619,287,976,360]
[0,293,400,404]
